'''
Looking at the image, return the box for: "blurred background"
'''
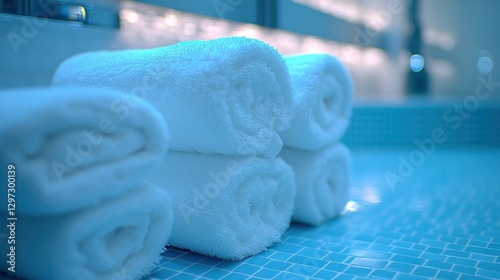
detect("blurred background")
[1,0,499,145]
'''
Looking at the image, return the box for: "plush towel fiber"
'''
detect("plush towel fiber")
[279,54,354,150]
[279,143,351,226]
[0,183,173,280]
[149,151,296,260]
[52,36,293,157]
[0,87,169,216]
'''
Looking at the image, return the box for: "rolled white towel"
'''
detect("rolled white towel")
[280,54,354,150]
[52,37,293,157]
[279,143,351,226]
[149,151,296,260]
[0,182,173,280]
[0,87,169,216]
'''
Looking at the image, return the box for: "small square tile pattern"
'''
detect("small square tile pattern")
[144,148,500,279]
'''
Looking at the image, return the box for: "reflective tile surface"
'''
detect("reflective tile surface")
[146,148,500,279]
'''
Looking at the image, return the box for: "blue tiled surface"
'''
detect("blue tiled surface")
[145,148,500,279]
[343,105,500,147]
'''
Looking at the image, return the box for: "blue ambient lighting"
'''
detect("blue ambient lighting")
[410,54,425,72]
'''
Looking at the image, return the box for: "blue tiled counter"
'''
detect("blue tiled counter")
[147,147,500,280]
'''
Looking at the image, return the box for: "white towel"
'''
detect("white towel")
[279,143,351,226]
[0,182,173,280]
[0,87,169,216]
[52,36,293,157]
[279,54,354,150]
[149,151,296,260]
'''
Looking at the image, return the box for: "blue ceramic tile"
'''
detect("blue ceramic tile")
[420,239,448,249]
[352,241,371,249]
[413,266,438,277]
[169,273,197,280]
[364,251,393,261]
[287,255,328,269]
[197,257,223,267]
[323,252,349,262]
[391,248,422,258]
[391,255,425,265]
[425,247,444,254]
[451,264,477,275]
[233,264,261,275]
[465,246,500,256]
[333,273,356,280]
[442,249,471,258]
[245,257,271,266]
[460,275,492,280]
[221,273,249,280]
[439,236,458,243]
[263,260,292,271]
[488,243,500,249]
[470,253,496,262]
[446,243,466,250]
[282,237,303,245]
[469,241,489,247]
[445,256,477,267]
[351,258,388,269]
[184,264,212,275]
[343,266,372,277]
[274,271,307,280]
[420,252,447,262]
[411,244,427,251]
[253,268,280,279]
[164,259,193,271]
[402,236,422,243]
[297,248,329,259]
[341,248,369,257]
[269,252,293,261]
[436,270,460,279]
[478,262,500,271]
[386,262,415,273]
[286,263,320,277]
[477,268,500,279]
[424,259,453,270]
[471,235,492,242]
[369,270,397,279]
[312,269,339,279]
[319,244,346,253]
[391,241,414,249]
[149,268,178,279]
[300,239,324,248]
[213,261,241,271]
[202,269,232,280]
[394,274,428,280]
[323,262,348,273]
[272,243,303,254]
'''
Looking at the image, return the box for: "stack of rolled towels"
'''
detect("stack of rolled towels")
[0,36,355,279]
[0,87,174,280]
[279,54,354,226]
[52,37,298,261]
